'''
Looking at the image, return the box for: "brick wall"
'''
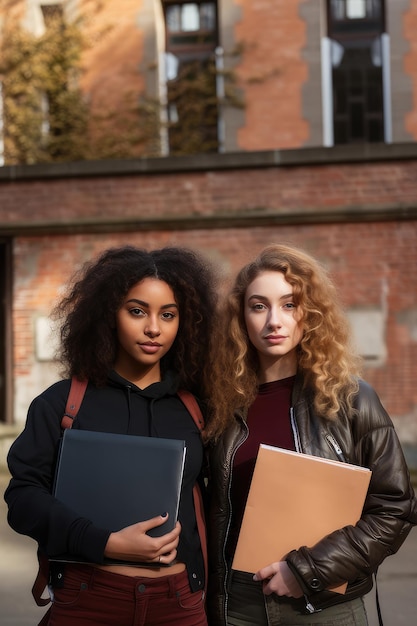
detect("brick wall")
[2,149,417,225]
[79,0,146,117]
[404,0,417,138]
[2,145,417,459]
[232,0,309,150]
[11,223,417,447]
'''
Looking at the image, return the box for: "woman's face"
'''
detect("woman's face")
[244,270,303,379]
[114,278,179,387]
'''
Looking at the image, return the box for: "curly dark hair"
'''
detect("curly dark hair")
[53,245,218,396]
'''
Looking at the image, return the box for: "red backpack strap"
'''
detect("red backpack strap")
[177,389,205,430]
[32,377,88,612]
[61,377,88,429]
[177,389,207,596]
[192,480,208,598]
[31,549,51,607]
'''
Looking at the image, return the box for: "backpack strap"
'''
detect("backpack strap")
[31,548,51,607]
[177,389,205,430]
[32,376,88,611]
[177,389,208,596]
[61,377,88,429]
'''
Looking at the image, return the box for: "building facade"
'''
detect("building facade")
[0,143,417,472]
[0,1,416,472]
[1,0,417,159]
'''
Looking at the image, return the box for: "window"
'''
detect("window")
[40,3,64,27]
[329,0,382,22]
[165,2,216,47]
[162,1,219,154]
[326,0,387,144]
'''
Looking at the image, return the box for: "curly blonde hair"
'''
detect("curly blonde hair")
[205,244,361,441]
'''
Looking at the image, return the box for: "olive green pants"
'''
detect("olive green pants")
[228,571,368,626]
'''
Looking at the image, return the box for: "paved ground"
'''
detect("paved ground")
[1,470,416,625]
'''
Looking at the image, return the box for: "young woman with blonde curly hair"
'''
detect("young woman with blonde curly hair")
[206,243,417,626]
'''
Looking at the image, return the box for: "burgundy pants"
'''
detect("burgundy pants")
[45,564,207,626]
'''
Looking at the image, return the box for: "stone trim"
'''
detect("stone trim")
[2,143,417,181]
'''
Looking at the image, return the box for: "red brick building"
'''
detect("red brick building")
[0,1,417,471]
[0,143,417,471]
[75,0,417,151]
[2,0,417,157]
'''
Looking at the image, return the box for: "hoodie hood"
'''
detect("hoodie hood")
[106,369,181,435]
[107,369,180,399]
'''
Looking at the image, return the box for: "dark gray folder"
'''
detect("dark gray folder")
[52,428,186,563]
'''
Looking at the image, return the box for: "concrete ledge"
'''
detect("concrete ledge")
[1,202,417,238]
[1,142,417,181]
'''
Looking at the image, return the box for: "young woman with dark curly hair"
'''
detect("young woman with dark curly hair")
[205,243,417,626]
[5,245,217,626]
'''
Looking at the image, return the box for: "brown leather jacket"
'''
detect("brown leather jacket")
[207,376,417,625]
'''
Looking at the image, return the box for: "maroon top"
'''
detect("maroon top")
[227,376,296,559]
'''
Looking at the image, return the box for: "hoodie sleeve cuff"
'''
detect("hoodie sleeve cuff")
[67,518,111,564]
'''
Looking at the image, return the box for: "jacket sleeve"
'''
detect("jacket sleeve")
[286,381,417,595]
[206,432,238,626]
[4,383,111,563]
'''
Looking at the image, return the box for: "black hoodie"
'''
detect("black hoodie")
[4,370,205,591]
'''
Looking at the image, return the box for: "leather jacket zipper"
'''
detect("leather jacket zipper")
[290,407,302,452]
[291,406,346,463]
[325,433,346,462]
[223,421,248,624]
[304,596,320,613]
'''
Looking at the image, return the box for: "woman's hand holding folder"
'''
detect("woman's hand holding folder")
[104,515,181,565]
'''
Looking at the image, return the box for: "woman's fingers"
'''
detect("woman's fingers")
[104,518,181,563]
[254,561,303,598]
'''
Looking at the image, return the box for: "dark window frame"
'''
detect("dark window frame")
[327,0,386,144]
[162,1,218,56]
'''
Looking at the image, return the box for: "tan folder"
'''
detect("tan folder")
[232,444,372,594]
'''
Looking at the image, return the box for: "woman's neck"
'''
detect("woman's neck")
[114,362,161,389]
[257,354,297,385]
